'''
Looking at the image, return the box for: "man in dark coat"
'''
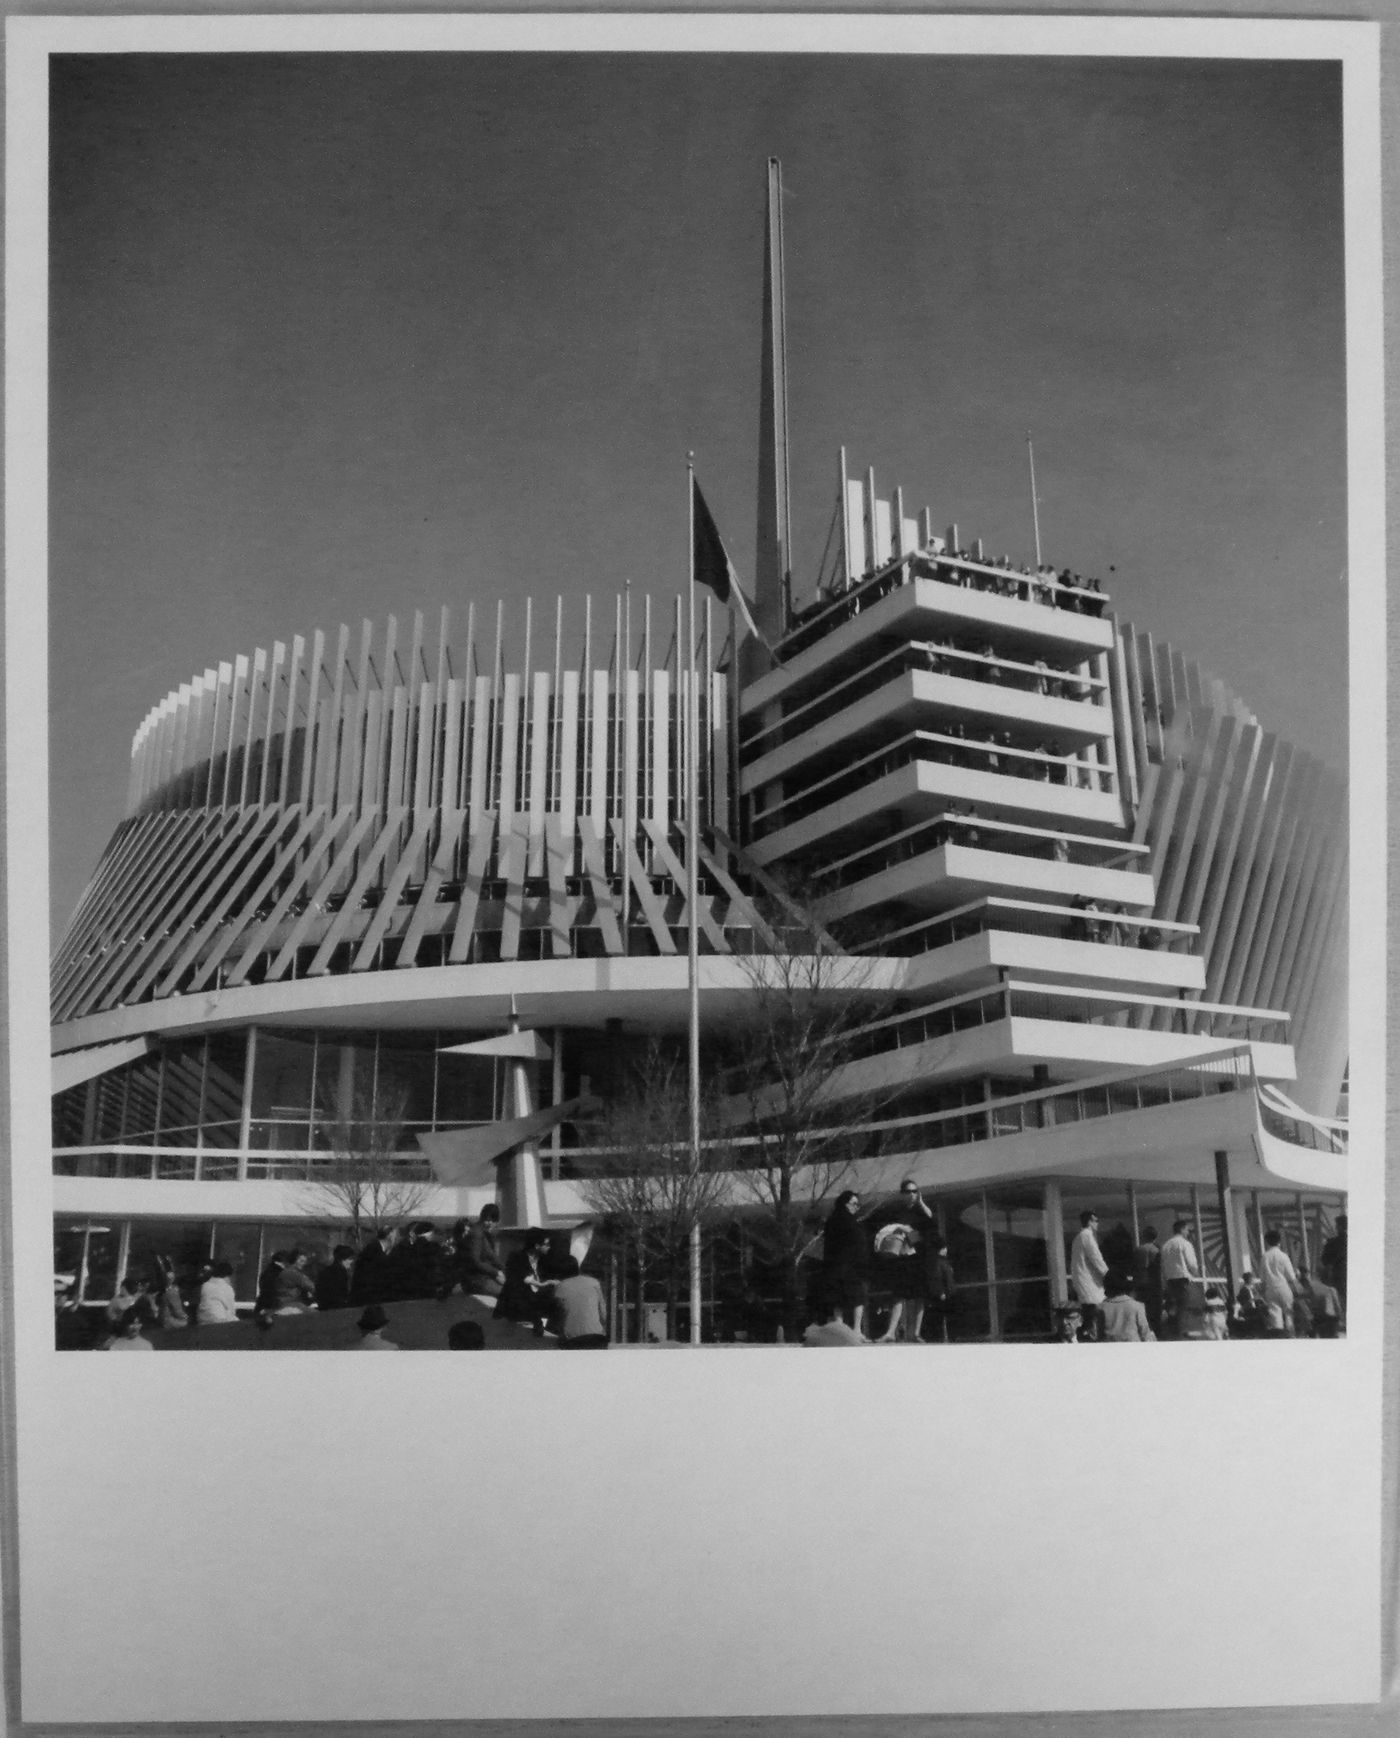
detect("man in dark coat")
[349,1227,395,1306]
[315,1245,355,1311]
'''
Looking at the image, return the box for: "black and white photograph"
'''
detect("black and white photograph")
[4,10,1387,1726]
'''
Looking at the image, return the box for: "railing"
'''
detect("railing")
[1258,1098,1348,1155]
[753,729,1116,839]
[826,981,1289,1069]
[853,896,1198,959]
[779,550,1110,662]
[809,810,1147,893]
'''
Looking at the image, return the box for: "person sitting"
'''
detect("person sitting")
[803,1271,868,1347]
[1232,1273,1267,1338]
[105,1273,149,1328]
[495,1229,556,1336]
[315,1246,355,1312]
[550,1256,609,1348]
[1100,1271,1155,1341]
[1198,1288,1230,1339]
[273,1247,317,1314]
[102,1307,154,1352]
[353,1303,399,1350]
[1050,1302,1083,1343]
[196,1259,239,1325]
[156,1261,188,1331]
[447,1320,487,1350]
[458,1205,506,1300]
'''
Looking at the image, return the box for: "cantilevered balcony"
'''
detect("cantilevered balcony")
[867,897,1205,998]
[813,980,1295,1106]
[748,737,1125,864]
[740,659,1112,795]
[743,565,1116,720]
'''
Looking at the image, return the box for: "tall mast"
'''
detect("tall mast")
[752,156,791,669]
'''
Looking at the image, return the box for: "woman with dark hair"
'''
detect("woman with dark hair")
[822,1190,871,1340]
[494,1228,556,1336]
[459,1204,506,1300]
[315,1246,356,1311]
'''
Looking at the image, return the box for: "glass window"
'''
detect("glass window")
[157,1040,207,1145]
[947,1283,991,1343]
[996,1278,1053,1341]
[941,1191,989,1287]
[984,1185,1049,1285]
[435,1040,497,1124]
[203,1031,249,1145]
[211,1222,263,1301]
[55,1216,120,1301]
[376,1031,436,1127]
[315,1033,376,1119]
[125,1220,214,1284]
[249,1032,318,1145]
[52,1083,88,1148]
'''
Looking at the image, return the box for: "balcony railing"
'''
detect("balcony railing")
[779,550,1110,662]
[809,810,1147,894]
[753,729,1117,839]
[741,639,1106,761]
[830,981,1289,1068]
[853,896,1198,959]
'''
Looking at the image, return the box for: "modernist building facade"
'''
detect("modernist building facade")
[49,479,1349,1336]
[50,175,1348,1338]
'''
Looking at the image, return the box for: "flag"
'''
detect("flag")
[692,477,770,651]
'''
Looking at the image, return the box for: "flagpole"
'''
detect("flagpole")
[686,455,703,1346]
[1026,431,1043,568]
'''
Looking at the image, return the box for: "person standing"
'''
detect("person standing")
[822,1190,871,1340]
[1159,1219,1200,1339]
[1320,1214,1347,1315]
[1259,1229,1302,1337]
[885,1180,938,1342]
[1069,1210,1109,1340]
[315,1246,355,1311]
[923,1238,956,1343]
[1132,1226,1163,1337]
[349,1226,395,1307]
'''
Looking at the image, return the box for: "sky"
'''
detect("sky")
[48,51,1348,935]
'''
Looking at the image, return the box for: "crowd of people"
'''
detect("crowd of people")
[1061,1210,1347,1343]
[58,1210,613,1351]
[802,1190,1347,1348]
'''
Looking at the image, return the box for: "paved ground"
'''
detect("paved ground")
[145,1292,562,1352]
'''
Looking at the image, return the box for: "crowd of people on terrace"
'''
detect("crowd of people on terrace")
[801,542,1109,633]
[804,1189,1347,1346]
[1059,1210,1347,1343]
[57,1208,611,1351]
[58,1195,1346,1351]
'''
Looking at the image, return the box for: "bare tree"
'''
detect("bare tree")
[717,879,903,1334]
[298,1079,432,1246]
[577,1041,730,1341]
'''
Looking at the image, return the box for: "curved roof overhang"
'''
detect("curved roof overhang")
[51,953,901,1056]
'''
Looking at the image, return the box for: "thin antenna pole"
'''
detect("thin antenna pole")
[1027,431,1043,568]
[686,454,702,1346]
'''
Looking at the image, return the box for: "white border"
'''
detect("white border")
[6,14,1385,1721]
